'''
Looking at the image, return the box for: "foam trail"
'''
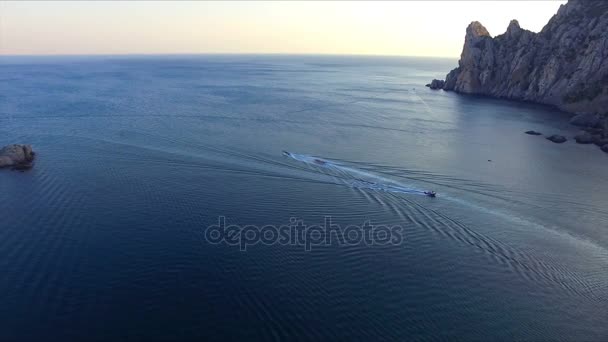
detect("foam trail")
[410,88,435,115]
[282,151,431,196]
[350,180,427,195]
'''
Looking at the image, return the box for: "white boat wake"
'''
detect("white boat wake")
[282,151,435,197]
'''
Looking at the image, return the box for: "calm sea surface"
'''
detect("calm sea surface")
[1,55,607,340]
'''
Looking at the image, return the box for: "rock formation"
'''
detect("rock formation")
[426,79,445,90]
[436,0,608,115]
[593,135,608,147]
[430,0,608,152]
[574,132,593,144]
[0,144,35,170]
[546,135,567,144]
[525,130,543,135]
[570,113,603,127]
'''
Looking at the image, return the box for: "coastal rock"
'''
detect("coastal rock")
[581,127,604,134]
[426,79,445,90]
[434,0,608,116]
[525,130,542,135]
[592,135,608,146]
[0,144,35,170]
[574,132,593,144]
[570,113,602,127]
[546,135,567,143]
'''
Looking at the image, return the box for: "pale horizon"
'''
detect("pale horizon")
[1,1,566,57]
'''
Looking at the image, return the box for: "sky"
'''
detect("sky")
[0,1,566,57]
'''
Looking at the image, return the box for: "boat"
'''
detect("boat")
[424,191,437,198]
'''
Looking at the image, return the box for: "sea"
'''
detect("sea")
[1,55,607,340]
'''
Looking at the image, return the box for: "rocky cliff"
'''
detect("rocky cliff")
[431,0,608,116]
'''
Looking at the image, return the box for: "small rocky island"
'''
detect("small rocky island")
[0,144,36,171]
[427,0,608,152]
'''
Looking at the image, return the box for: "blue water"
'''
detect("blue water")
[1,55,607,340]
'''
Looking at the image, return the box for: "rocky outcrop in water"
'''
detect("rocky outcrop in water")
[436,0,608,114]
[431,0,608,152]
[426,79,445,90]
[570,113,603,127]
[546,135,567,144]
[574,132,594,144]
[593,135,608,147]
[0,144,35,170]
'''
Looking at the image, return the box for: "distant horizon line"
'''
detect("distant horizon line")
[0,52,459,59]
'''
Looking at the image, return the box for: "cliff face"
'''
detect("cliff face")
[437,0,608,115]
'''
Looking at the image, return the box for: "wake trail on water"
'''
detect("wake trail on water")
[282,151,432,197]
[282,151,608,301]
[409,88,436,115]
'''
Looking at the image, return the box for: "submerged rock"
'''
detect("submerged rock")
[0,144,35,170]
[546,135,567,144]
[12,163,34,171]
[574,132,594,144]
[525,130,542,135]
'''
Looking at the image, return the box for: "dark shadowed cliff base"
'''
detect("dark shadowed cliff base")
[428,0,608,137]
